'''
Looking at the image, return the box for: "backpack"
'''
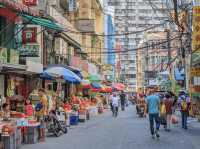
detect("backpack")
[181,101,187,111]
[35,102,43,112]
[160,104,166,115]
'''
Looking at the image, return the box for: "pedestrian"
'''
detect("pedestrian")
[111,92,119,117]
[164,93,173,131]
[180,95,190,130]
[160,100,167,130]
[36,89,48,142]
[120,91,126,111]
[109,93,114,113]
[146,89,160,139]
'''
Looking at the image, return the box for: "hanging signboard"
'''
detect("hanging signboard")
[0,48,8,63]
[9,49,19,64]
[19,44,40,57]
[22,27,37,44]
[190,67,200,76]
[192,6,200,52]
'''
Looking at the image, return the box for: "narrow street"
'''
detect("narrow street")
[22,106,200,149]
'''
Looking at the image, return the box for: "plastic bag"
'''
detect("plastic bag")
[171,115,178,124]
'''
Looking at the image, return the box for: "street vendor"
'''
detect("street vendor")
[2,103,11,121]
[25,99,34,117]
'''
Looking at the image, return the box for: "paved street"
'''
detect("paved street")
[22,106,200,149]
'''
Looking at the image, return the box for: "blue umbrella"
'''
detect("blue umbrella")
[43,66,81,83]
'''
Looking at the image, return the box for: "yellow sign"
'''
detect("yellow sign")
[190,67,200,76]
[192,6,200,51]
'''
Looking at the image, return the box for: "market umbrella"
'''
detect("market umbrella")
[88,74,102,82]
[91,82,102,89]
[91,88,101,92]
[112,83,125,91]
[43,66,81,83]
[81,79,91,89]
[101,86,112,93]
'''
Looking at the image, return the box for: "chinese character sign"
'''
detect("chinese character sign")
[192,6,200,52]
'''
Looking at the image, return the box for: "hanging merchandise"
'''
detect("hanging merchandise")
[7,78,15,97]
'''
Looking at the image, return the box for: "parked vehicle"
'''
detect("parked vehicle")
[46,110,68,137]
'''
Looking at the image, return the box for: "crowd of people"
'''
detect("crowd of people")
[108,88,192,139]
[136,89,191,139]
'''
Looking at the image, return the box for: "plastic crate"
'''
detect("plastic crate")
[70,115,79,125]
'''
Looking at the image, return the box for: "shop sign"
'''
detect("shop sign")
[9,49,19,64]
[0,47,7,63]
[191,86,200,92]
[22,0,37,6]
[192,6,200,52]
[190,67,200,76]
[22,27,37,44]
[0,0,39,16]
[19,44,40,57]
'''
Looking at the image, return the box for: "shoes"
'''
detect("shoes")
[152,134,155,139]
[155,131,160,138]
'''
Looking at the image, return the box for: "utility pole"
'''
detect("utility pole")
[166,29,171,73]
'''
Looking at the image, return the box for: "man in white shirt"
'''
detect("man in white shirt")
[111,93,119,117]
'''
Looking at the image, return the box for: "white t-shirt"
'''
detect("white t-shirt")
[112,96,119,107]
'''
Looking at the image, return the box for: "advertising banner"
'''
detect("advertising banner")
[192,6,200,52]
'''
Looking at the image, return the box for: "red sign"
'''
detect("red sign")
[23,0,37,6]
[0,0,39,16]
[22,27,37,44]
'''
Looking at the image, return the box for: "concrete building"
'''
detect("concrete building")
[108,0,169,91]
[136,31,180,91]
[68,0,105,66]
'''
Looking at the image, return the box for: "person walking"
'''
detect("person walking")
[164,93,173,131]
[111,92,119,117]
[120,91,126,111]
[179,94,190,130]
[146,89,160,139]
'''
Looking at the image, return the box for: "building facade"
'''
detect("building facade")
[136,31,180,91]
[108,0,169,91]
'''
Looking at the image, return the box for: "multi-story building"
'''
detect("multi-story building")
[68,0,104,67]
[136,31,180,90]
[108,0,169,91]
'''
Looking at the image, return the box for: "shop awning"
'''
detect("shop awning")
[20,14,63,31]
[88,74,102,82]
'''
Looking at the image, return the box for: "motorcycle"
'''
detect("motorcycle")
[46,110,68,137]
